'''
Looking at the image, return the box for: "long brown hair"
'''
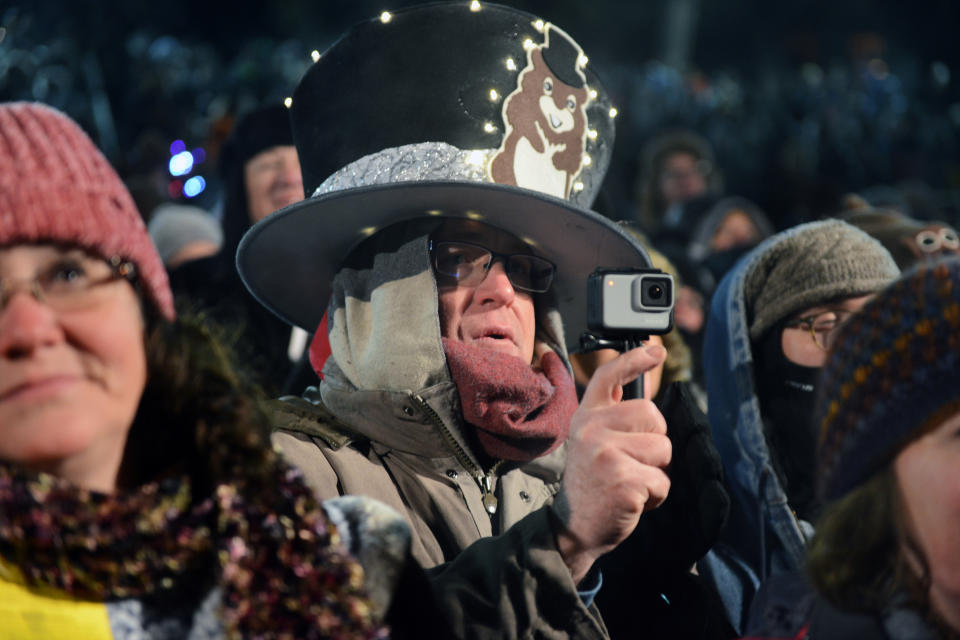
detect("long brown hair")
[806,467,960,636]
[117,306,277,494]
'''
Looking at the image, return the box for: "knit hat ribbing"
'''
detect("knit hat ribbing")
[816,257,960,501]
[744,219,899,341]
[0,103,174,319]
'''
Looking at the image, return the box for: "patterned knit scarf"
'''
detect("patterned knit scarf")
[0,463,384,639]
[443,338,578,462]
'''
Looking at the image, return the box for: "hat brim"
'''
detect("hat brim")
[237,181,651,350]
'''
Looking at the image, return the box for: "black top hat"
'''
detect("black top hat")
[237,2,651,349]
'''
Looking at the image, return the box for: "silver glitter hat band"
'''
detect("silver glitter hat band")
[313,141,601,210]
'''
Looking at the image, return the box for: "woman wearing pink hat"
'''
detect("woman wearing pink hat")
[0,102,386,638]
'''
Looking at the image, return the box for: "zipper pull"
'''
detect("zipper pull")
[480,473,498,515]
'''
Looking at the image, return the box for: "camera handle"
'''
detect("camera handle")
[579,331,649,400]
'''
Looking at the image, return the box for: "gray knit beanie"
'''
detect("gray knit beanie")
[147,203,223,266]
[744,219,899,341]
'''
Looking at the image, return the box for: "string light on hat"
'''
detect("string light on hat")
[311,50,321,62]
[505,57,517,71]
[577,54,589,68]
[469,0,481,11]
[522,38,535,51]
[489,89,499,101]
[284,97,293,108]
[466,210,484,220]
[483,122,497,133]
[533,19,545,32]
[587,129,598,140]
[379,11,392,23]
[572,182,585,192]
[582,154,592,166]
[467,150,487,166]
[608,107,618,118]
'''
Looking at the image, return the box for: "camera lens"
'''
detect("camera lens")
[638,275,673,308]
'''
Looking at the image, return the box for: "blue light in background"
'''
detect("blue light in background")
[183,175,206,198]
[169,139,186,155]
[192,147,206,164]
[168,150,194,176]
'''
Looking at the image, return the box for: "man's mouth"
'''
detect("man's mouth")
[471,327,518,349]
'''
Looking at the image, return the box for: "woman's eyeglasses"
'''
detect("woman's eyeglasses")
[0,255,136,313]
[429,241,555,293]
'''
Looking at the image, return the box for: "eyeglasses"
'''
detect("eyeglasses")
[0,254,136,313]
[785,309,855,351]
[429,241,555,293]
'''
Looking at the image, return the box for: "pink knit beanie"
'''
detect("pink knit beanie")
[0,102,174,319]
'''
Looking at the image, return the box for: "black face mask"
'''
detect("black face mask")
[754,325,822,522]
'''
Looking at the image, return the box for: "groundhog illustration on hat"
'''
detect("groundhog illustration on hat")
[489,24,589,200]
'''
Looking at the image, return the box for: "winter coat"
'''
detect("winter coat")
[697,226,816,633]
[270,229,609,639]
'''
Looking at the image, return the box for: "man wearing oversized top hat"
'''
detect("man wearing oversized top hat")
[238,3,730,637]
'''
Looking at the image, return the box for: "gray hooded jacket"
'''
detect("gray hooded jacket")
[270,229,607,638]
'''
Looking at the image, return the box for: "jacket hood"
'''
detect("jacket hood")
[702,227,813,586]
[318,220,569,463]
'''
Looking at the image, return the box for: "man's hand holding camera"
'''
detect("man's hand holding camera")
[552,344,673,584]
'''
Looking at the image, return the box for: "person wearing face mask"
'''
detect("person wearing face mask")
[697,219,900,633]
[238,4,731,638]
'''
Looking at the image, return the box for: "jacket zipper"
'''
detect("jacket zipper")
[411,393,503,517]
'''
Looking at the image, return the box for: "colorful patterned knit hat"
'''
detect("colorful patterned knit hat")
[0,102,174,319]
[816,257,960,501]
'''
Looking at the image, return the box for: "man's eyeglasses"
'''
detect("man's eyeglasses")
[0,255,137,313]
[785,309,854,351]
[429,241,555,293]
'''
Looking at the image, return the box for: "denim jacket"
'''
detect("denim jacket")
[697,226,819,633]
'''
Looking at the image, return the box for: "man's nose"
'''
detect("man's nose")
[474,260,516,305]
[278,156,304,191]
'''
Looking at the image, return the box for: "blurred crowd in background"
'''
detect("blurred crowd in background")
[2,0,959,227]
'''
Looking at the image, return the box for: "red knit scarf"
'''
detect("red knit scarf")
[442,338,578,462]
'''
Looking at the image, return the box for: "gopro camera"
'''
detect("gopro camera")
[587,268,675,336]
